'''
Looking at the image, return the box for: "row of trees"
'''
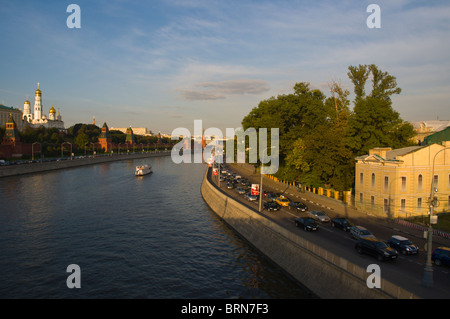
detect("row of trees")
[1,123,172,158]
[241,64,416,191]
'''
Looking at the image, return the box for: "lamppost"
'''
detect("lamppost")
[91,142,96,157]
[422,146,450,288]
[32,142,41,161]
[61,142,72,160]
[259,146,276,212]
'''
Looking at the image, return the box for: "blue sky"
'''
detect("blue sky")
[1,0,449,134]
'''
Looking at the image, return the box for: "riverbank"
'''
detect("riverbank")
[0,151,171,178]
[201,166,419,299]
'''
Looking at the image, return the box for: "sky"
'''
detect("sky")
[0,0,449,134]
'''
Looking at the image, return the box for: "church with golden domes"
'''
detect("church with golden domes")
[22,83,65,129]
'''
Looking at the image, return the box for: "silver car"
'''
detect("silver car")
[308,210,330,223]
[350,226,376,240]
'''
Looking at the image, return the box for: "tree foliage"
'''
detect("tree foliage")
[240,64,416,191]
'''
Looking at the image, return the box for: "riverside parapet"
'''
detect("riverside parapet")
[0,152,170,178]
[200,167,418,299]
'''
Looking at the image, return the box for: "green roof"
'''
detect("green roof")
[424,126,450,145]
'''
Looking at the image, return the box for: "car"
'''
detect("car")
[432,247,450,266]
[244,192,258,201]
[226,182,235,189]
[288,201,308,212]
[236,187,246,195]
[264,202,281,212]
[350,226,376,240]
[275,196,290,207]
[355,237,398,261]
[387,235,419,255]
[331,217,353,231]
[266,192,278,201]
[295,217,319,231]
[308,211,330,223]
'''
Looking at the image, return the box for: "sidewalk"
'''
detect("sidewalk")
[228,163,450,248]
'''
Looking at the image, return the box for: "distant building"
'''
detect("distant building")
[355,142,450,219]
[110,127,152,136]
[125,127,134,145]
[424,126,450,145]
[0,104,27,131]
[0,114,39,159]
[22,83,65,130]
[410,120,450,145]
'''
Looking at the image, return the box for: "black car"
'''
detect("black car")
[387,235,419,255]
[288,201,308,212]
[264,202,281,212]
[432,247,450,266]
[355,238,398,261]
[331,217,353,232]
[226,182,234,189]
[295,217,319,231]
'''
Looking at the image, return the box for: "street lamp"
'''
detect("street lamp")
[61,142,72,160]
[32,142,41,161]
[422,146,450,288]
[259,146,276,212]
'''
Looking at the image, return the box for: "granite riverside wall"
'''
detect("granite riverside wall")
[0,152,171,178]
[201,167,418,299]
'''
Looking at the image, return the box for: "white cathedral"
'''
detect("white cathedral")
[23,83,65,129]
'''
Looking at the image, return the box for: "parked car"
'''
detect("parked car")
[236,187,246,195]
[264,202,281,212]
[275,196,290,207]
[295,217,319,231]
[226,182,234,189]
[355,237,398,261]
[308,211,330,223]
[331,217,353,232]
[350,226,376,240]
[387,235,419,255]
[289,201,308,212]
[432,247,450,266]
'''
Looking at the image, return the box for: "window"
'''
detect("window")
[384,199,389,213]
[401,199,406,212]
[371,173,376,188]
[360,173,364,186]
[434,175,439,189]
[384,176,389,191]
[418,174,423,190]
[417,198,422,210]
[359,193,363,204]
[401,177,407,191]
[371,196,375,209]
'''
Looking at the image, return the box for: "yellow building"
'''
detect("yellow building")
[355,142,450,219]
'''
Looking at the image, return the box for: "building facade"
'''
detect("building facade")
[1,104,27,131]
[355,142,450,219]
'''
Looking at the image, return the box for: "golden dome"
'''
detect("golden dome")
[49,105,56,114]
[24,99,30,104]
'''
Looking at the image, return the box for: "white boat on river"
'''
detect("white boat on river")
[135,165,152,176]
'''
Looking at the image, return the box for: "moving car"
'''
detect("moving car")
[244,192,258,201]
[266,192,278,201]
[295,217,319,231]
[432,247,450,266]
[264,202,281,212]
[387,235,419,255]
[289,201,308,212]
[236,187,246,195]
[308,211,330,223]
[350,226,376,240]
[226,182,234,189]
[331,217,353,232]
[275,196,290,207]
[355,237,398,261]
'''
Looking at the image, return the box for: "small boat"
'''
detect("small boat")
[135,164,152,176]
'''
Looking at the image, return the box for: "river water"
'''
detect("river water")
[0,156,310,299]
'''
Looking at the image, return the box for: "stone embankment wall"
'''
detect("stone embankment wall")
[201,167,418,299]
[0,152,170,178]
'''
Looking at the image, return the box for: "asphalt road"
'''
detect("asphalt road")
[211,165,450,299]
